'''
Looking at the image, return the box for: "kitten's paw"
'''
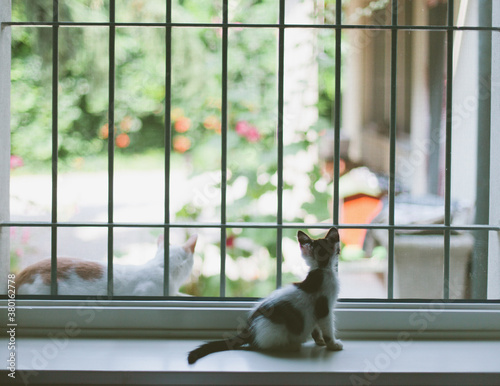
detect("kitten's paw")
[312,328,326,346]
[326,339,343,351]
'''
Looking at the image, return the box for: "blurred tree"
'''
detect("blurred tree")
[10,0,384,297]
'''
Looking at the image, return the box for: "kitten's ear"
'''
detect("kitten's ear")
[157,234,164,247]
[297,230,312,246]
[183,234,198,254]
[325,227,340,244]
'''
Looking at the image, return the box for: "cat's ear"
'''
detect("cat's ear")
[297,230,312,246]
[157,234,164,247]
[183,234,198,254]
[325,227,340,244]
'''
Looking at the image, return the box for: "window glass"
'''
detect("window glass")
[4,0,498,302]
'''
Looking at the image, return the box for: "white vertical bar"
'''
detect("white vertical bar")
[0,0,11,294]
[488,3,500,300]
[409,1,430,196]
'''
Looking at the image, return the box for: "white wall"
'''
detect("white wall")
[342,0,366,163]
[408,1,430,196]
[283,0,318,145]
[450,1,479,205]
[488,2,500,300]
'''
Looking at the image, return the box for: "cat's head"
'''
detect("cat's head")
[297,227,340,270]
[155,234,198,263]
[154,234,197,293]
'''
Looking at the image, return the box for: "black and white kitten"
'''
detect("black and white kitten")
[188,227,342,364]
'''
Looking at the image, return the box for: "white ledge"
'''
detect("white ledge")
[1,338,500,385]
[2,301,500,340]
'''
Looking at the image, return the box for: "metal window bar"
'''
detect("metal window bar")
[163,0,173,297]
[50,0,59,297]
[276,0,285,289]
[220,0,229,297]
[107,0,116,299]
[387,0,398,299]
[4,21,500,31]
[3,222,498,231]
[443,0,455,300]
[472,0,493,299]
[333,0,342,226]
[2,1,500,302]
[4,22,500,31]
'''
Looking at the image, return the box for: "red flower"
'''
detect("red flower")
[226,235,235,248]
[174,117,191,133]
[235,121,251,136]
[173,136,191,153]
[116,133,130,148]
[235,121,261,142]
[245,126,261,142]
[10,155,24,170]
[99,124,109,139]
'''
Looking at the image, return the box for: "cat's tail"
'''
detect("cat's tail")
[187,330,251,364]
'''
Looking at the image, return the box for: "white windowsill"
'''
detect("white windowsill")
[1,337,500,385]
[3,300,500,340]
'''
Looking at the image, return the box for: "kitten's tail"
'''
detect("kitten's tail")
[187,330,251,364]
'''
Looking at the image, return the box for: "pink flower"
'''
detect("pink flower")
[10,155,24,170]
[226,235,235,248]
[235,121,261,142]
[235,121,251,136]
[22,228,30,243]
[245,126,261,142]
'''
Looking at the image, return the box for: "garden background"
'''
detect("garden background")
[9,0,389,298]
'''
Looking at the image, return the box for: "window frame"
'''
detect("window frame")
[4,300,500,339]
[1,0,500,337]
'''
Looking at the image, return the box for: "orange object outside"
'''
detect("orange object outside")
[340,194,383,247]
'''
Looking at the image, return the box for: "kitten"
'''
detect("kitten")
[16,234,197,296]
[187,227,342,364]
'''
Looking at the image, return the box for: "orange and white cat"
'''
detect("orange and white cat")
[16,234,197,296]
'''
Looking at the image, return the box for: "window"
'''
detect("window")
[1,0,499,336]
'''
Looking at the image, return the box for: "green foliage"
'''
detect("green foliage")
[226,277,276,298]
[181,274,220,297]
[11,0,357,298]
